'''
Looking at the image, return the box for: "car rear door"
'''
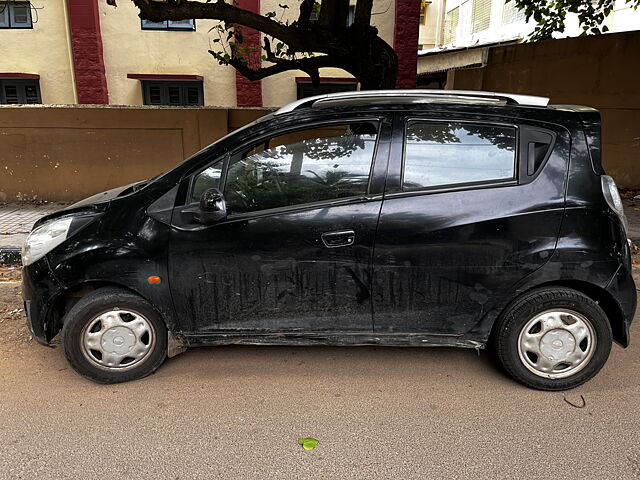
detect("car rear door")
[168,113,392,335]
[372,112,569,335]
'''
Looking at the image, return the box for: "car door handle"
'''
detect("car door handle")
[321,230,355,248]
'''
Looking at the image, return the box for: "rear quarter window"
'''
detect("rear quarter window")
[403,121,517,190]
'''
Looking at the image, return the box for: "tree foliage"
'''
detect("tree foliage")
[511,0,640,40]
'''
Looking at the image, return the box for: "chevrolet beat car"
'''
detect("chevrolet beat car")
[22,90,636,390]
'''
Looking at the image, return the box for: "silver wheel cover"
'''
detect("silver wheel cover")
[80,308,156,372]
[517,309,597,379]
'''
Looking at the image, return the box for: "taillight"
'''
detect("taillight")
[601,175,629,236]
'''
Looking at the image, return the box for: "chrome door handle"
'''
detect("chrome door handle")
[321,230,355,248]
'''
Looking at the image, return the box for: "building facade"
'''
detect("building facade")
[0,0,419,107]
[417,0,640,87]
[419,0,640,52]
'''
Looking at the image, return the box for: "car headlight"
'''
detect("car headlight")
[22,217,74,266]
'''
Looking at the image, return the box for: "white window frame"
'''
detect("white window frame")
[0,1,33,29]
[141,18,195,31]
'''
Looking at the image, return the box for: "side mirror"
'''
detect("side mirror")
[197,188,227,224]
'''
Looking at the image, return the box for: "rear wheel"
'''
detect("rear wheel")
[493,287,612,391]
[62,287,167,383]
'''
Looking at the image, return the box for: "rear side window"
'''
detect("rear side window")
[403,122,517,190]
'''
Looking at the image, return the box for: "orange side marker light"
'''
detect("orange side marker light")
[147,276,162,284]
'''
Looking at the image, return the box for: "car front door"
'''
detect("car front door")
[168,115,391,336]
[373,113,568,336]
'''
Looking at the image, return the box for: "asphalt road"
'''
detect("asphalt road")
[1,269,639,479]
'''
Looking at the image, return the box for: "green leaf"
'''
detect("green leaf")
[298,437,318,450]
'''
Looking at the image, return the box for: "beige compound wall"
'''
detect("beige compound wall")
[0,105,268,202]
[0,0,76,104]
[448,31,640,188]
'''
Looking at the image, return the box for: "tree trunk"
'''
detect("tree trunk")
[347,27,398,89]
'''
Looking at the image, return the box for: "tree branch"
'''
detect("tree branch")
[131,0,324,52]
[296,0,315,27]
[216,53,344,82]
[354,0,374,25]
[318,0,349,29]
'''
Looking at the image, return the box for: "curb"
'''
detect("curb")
[0,247,21,266]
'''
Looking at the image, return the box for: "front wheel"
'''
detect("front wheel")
[493,287,612,391]
[62,287,167,384]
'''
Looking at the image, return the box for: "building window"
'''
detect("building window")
[0,79,41,104]
[0,1,33,29]
[296,80,357,99]
[443,7,459,44]
[142,80,203,106]
[502,0,525,24]
[141,18,195,31]
[419,2,428,26]
[310,6,355,25]
[471,0,492,33]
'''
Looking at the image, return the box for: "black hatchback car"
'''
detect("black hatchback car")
[22,90,636,390]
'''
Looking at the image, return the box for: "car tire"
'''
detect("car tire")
[493,287,612,391]
[62,287,167,384]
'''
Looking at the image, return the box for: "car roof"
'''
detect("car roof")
[274,90,551,116]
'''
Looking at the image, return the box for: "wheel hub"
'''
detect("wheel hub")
[517,309,596,379]
[81,309,156,371]
[101,326,137,356]
[539,329,576,362]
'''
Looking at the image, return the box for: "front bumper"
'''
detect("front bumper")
[22,257,65,345]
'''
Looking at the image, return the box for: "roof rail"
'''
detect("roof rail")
[275,89,550,115]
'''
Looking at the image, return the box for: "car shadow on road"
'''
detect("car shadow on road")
[157,344,511,385]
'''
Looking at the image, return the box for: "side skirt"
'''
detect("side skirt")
[182,332,486,350]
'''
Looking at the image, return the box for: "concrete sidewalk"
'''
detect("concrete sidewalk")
[1,199,640,264]
[0,203,65,263]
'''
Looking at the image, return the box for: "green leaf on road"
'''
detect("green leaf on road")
[297,437,319,450]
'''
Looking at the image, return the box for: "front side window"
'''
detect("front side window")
[142,80,203,106]
[218,121,378,215]
[192,164,222,202]
[0,1,32,28]
[403,121,516,190]
[0,79,41,104]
